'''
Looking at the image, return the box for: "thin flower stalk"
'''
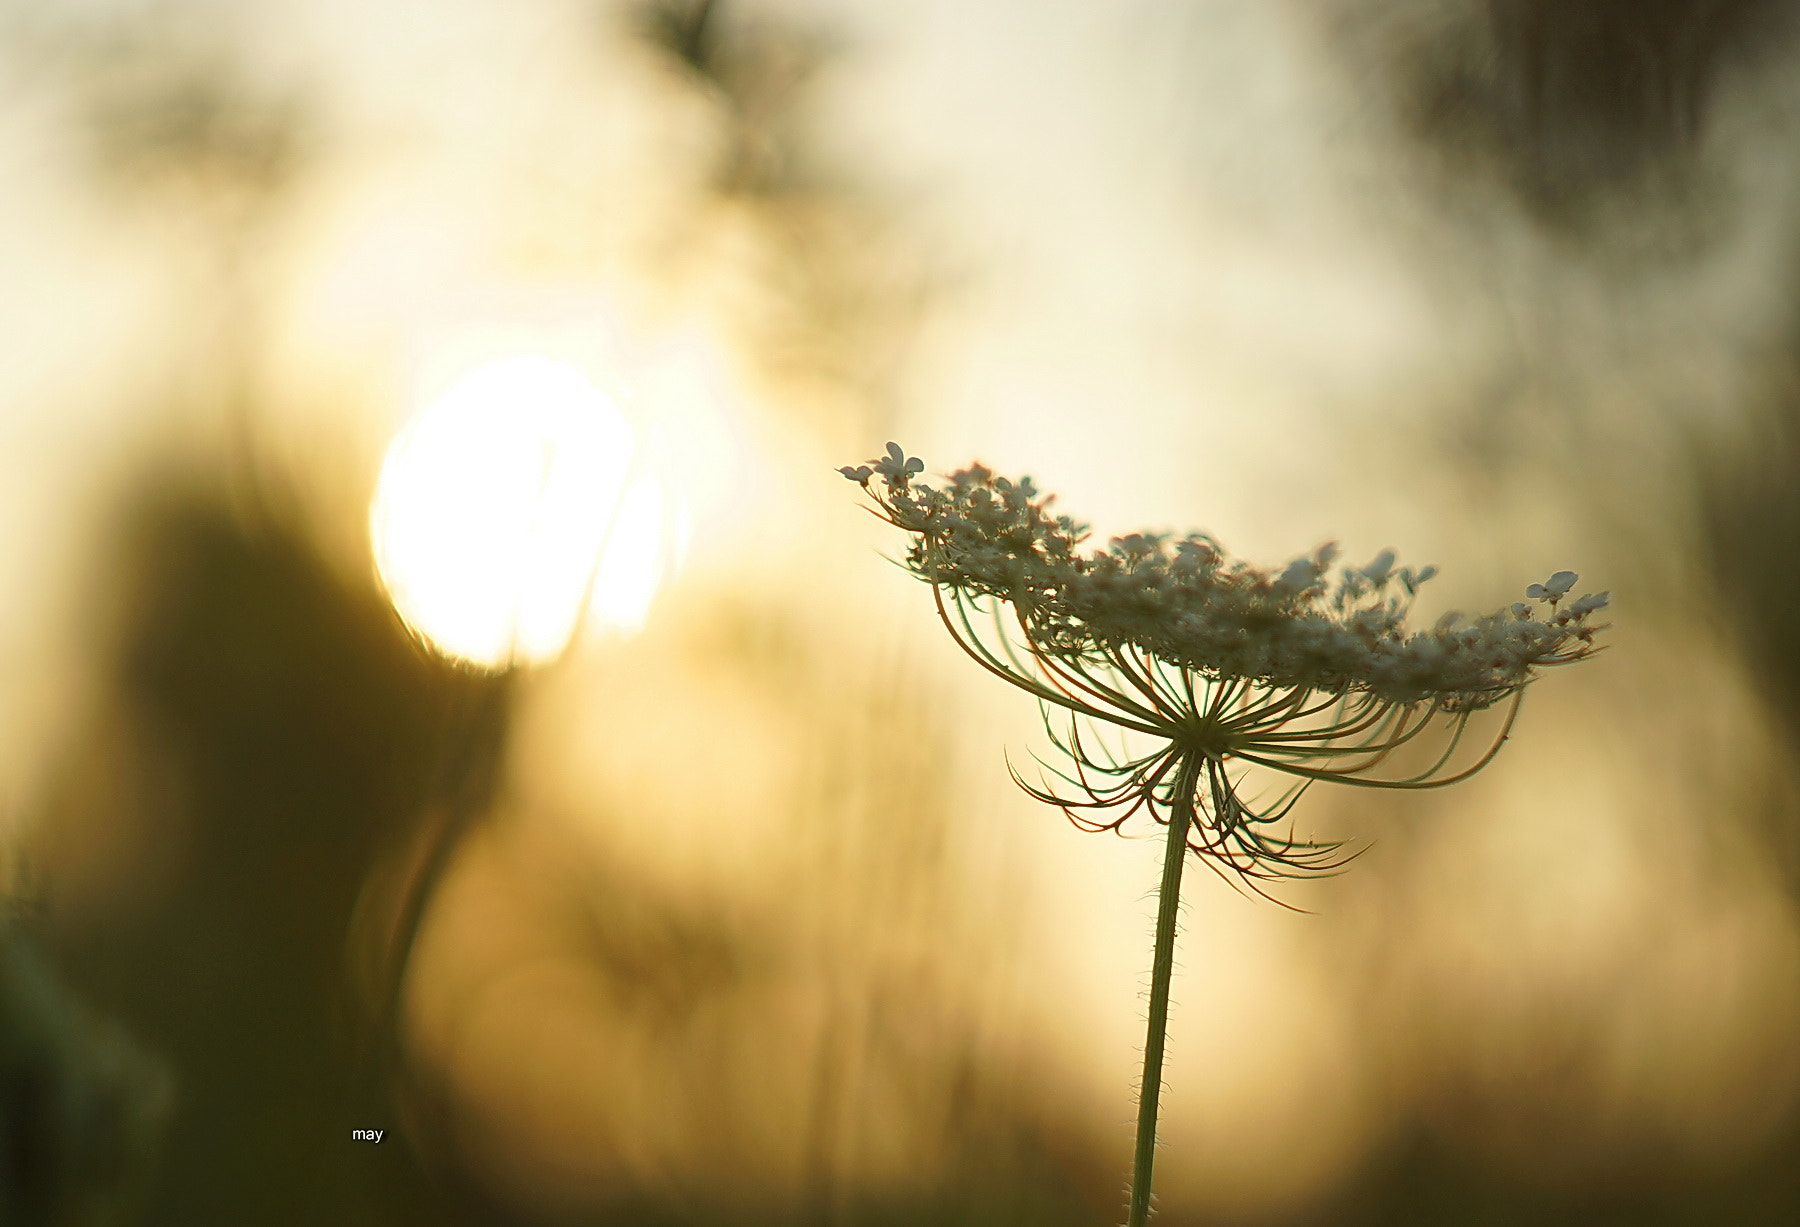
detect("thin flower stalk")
[842,443,1609,1227]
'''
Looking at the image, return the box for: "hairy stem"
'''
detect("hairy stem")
[1126,751,1199,1227]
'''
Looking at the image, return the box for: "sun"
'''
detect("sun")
[370,355,682,668]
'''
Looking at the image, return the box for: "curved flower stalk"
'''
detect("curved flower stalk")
[841,442,1609,1227]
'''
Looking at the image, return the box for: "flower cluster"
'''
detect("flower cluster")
[843,443,1607,713]
[844,443,1610,890]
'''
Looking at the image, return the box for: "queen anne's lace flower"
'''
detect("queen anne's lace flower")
[844,443,1609,891]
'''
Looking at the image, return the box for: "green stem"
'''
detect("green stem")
[1126,752,1199,1227]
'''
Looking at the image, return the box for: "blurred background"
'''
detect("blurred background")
[3,1,1800,1223]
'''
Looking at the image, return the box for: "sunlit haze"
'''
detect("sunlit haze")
[370,355,680,668]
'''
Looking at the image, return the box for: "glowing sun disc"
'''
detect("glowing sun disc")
[371,356,638,668]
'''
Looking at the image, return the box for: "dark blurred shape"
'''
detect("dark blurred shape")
[1,927,171,1227]
[622,0,942,431]
[631,0,830,197]
[1696,358,1800,894]
[1,0,313,201]
[1364,0,1793,237]
[80,52,310,224]
[635,0,723,88]
[37,480,503,1223]
[1309,1115,1800,1227]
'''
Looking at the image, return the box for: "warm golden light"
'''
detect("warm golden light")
[588,471,688,637]
[371,355,681,668]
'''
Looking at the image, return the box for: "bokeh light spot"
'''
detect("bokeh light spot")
[371,355,662,668]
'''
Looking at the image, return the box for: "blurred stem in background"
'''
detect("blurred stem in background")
[32,485,505,1224]
[361,667,512,1133]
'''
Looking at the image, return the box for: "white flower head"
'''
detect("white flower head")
[843,445,1611,890]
